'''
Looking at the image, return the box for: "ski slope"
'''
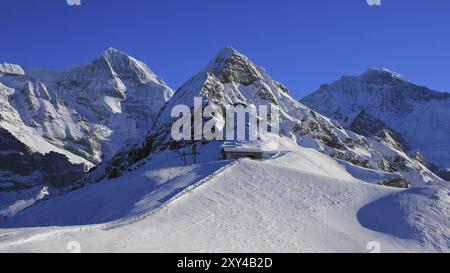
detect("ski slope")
[0,144,449,252]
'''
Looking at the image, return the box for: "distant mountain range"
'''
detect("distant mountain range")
[0,47,447,212]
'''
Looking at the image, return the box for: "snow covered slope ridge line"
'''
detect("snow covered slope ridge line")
[0,48,173,208]
[0,143,234,228]
[82,47,443,189]
[301,68,450,181]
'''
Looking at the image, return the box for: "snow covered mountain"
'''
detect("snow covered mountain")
[1,48,449,253]
[301,68,450,181]
[0,48,173,208]
[84,48,442,189]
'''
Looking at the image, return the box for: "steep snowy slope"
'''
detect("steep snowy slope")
[0,143,448,252]
[0,49,173,207]
[0,48,173,165]
[301,69,450,181]
[86,48,442,188]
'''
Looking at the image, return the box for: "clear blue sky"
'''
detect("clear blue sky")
[1,0,449,98]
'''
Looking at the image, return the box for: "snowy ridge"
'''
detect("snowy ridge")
[102,160,238,230]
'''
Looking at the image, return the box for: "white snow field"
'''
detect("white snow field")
[0,141,448,253]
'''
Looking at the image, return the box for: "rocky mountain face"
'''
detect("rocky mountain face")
[0,49,173,205]
[0,128,85,189]
[301,68,450,181]
[81,48,443,189]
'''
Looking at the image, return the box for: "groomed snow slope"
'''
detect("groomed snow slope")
[0,144,448,252]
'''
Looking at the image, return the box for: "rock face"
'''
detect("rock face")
[301,68,450,181]
[0,128,85,191]
[0,49,173,205]
[82,48,443,188]
[380,177,411,189]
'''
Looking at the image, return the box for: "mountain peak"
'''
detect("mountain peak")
[200,47,262,87]
[0,63,25,75]
[358,68,407,83]
[165,45,288,110]
[216,46,239,59]
[105,47,121,53]
[88,47,162,84]
[206,46,250,70]
[97,47,133,62]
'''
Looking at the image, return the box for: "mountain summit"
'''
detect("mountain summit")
[92,47,163,85]
[358,68,407,83]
